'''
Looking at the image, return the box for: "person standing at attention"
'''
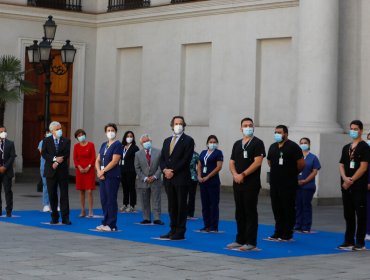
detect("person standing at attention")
[159,116,194,240]
[338,120,370,251]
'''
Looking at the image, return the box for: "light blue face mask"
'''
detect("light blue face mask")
[46,132,52,137]
[349,130,359,139]
[143,141,151,150]
[300,144,309,151]
[55,129,63,139]
[274,133,283,143]
[242,127,254,137]
[77,135,86,142]
[208,143,218,150]
[367,140,370,147]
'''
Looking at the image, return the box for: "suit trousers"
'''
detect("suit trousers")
[270,185,296,239]
[100,176,120,229]
[0,174,13,215]
[165,182,189,237]
[295,188,315,231]
[233,185,260,246]
[121,171,137,207]
[138,185,161,221]
[186,180,198,217]
[342,189,367,246]
[46,175,69,222]
[200,183,220,231]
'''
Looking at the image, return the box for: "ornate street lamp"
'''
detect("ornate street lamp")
[26,15,76,131]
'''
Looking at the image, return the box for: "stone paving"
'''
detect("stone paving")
[0,181,369,280]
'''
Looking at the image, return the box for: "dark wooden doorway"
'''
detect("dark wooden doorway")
[23,49,73,167]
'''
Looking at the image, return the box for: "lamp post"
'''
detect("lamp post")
[27,15,76,131]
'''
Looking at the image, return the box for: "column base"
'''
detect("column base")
[290,121,343,133]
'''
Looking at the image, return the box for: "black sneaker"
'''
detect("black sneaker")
[337,242,354,250]
[140,220,151,224]
[352,244,366,251]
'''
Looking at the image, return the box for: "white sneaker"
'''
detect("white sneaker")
[119,205,127,212]
[101,225,117,232]
[96,225,105,231]
[57,206,60,212]
[365,234,370,241]
[42,205,50,212]
[126,206,134,213]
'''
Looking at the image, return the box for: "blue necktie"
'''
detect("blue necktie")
[54,139,59,153]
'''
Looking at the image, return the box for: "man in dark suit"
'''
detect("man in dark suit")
[42,121,71,225]
[0,126,16,217]
[160,116,194,240]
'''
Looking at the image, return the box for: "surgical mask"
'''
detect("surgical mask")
[367,140,370,147]
[300,144,309,151]
[55,129,62,139]
[349,130,359,139]
[208,143,218,150]
[77,135,86,142]
[126,137,133,144]
[0,132,7,139]
[274,133,283,143]
[174,125,183,135]
[143,141,151,150]
[242,127,254,137]
[106,131,116,140]
[46,132,52,137]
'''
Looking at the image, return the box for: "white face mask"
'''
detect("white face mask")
[106,131,116,140]
[126,137,133,144]
[173,125,183,135]
[0,132,7,139]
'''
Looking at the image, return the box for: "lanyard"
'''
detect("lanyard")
[204,150,213,167]
[122,144,131,159]
[242,137,254,150]
[349,144,356,161]
[0,141,4,160]
[102,141,111,166]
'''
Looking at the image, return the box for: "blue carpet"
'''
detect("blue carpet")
[0,209,351,260]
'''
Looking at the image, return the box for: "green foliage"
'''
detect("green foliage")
[0,55,38,103]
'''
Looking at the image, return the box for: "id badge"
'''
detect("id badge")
[243,151,248,159]
[121,160,124,166]
[203,166,207,173]
[279,158,283,165]
[100,166,104,171]
[350,161,355,169]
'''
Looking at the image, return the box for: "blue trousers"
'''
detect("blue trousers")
[40,167,49,207]
[99,176,120,229]
[295,188,315,231]
[200,183,220,231]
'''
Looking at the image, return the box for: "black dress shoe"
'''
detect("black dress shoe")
[160,232,173,239]
[140,220,151,224]
[153,220,164,225]
[170,234,185,240]
[6,212,11,218]
[50,220,59,224]
[62,219,72,225]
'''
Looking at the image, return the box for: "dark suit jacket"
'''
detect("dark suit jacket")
[41,136,71,179]
[160,133,194,186]
[0,139,17,178]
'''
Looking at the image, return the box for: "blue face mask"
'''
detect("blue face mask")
[143,141,151,150]
[77,135,86,142]
[367,140,370,147]
[274,133,283,143]
[46,132,52,137]
[55,129,63,139]
[208,143,218,150]
[242,127,254,137]
[300,144,309,151]
[349,130,359,139]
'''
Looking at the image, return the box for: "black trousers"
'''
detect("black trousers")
[121,171,137,207]
[186,180,198,217]
[233,185,260,246]
[0,174,13,215]
[46,175,69,222]
[165,182,189,237]
[270,186,296,239]
[342,189,367,246]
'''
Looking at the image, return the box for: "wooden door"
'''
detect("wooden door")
[23,49,73,167]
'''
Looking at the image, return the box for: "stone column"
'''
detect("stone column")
[292,0,342,133]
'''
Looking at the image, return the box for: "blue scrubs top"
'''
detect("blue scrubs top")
[298,152,321,190]
[199,149,223,186]
[99,140,123,178]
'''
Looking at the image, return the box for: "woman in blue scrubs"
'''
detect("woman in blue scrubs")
[197,135,223,232]
[295,137,321,233]
[95,123,123,231]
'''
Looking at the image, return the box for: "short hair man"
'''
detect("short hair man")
[0,126,17,217]
[134,134,164,225]
[338,120,370,251]
[159,116,195,240]
[228,118,266,251]
[41,121,71,225]
[267,125,305,241]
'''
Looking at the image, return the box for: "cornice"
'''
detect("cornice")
[0,0,298,28]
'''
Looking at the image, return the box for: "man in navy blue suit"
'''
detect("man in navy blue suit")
[160,116,194,240]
